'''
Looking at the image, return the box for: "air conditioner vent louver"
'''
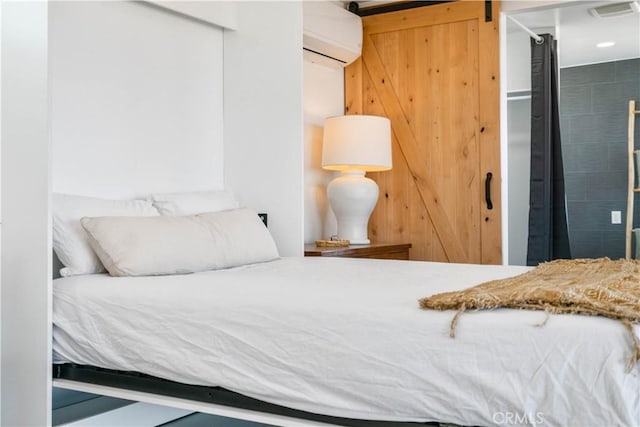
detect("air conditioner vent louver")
[589,1,640,18]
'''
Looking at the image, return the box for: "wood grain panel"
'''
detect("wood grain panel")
[364,1,479,34]
[346,1,502,264]
[304,243,411,260]
[363,29,468,262]
[478,0,502,264]
[345,57,363,115]
[364,63,392,243]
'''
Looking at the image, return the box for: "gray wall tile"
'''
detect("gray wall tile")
[563,143,608,173]
[592,82,634,114]
[560,85,591,115]
[603,230,626,259]
[560,58,639,259]
[608,143,629,171]
[584,171,627,201]
[566,113,625,145]
[564,173,587,201]
[162,413,274,427]
[561,62,615,86]
[615,58,640,82]
[567,201,625,232]
[569,229,603,258]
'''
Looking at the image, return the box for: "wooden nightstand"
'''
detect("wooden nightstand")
[304,242,412,260]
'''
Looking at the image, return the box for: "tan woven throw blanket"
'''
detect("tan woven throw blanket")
[419,258,640,369]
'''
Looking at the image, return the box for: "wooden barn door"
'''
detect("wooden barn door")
[345,1,501,264]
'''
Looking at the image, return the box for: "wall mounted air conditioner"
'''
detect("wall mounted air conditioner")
[303,2,362,69]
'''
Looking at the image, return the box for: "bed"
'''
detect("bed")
[52,256,640,426]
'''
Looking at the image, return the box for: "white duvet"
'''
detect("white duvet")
[53,257,640,426]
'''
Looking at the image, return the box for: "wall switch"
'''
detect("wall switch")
[611,211,622,224]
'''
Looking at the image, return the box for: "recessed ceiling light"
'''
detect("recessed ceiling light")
[596,41,616,48]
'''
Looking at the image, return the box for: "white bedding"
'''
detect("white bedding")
[53,257,640,426]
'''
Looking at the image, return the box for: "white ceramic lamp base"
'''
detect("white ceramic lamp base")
[327,170,379,245]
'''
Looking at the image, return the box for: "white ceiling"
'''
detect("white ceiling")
[350,0,640,68]
[507,1,640,67]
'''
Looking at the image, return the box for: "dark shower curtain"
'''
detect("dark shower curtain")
[526,33,572,266]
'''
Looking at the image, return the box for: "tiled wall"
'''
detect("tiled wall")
[560,58,640,258]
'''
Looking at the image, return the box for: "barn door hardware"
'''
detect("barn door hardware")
[485,1,492,22]
[350,1,453,17]
[485,172,493,210]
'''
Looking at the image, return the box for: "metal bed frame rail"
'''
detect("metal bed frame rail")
[53,364,438,427]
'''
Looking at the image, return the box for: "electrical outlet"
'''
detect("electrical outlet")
[258,213,268,227]
[611,210,622,224]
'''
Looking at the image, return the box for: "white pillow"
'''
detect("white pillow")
[150,190,239,216]
[81,208,279,277]
[52,193,159,277]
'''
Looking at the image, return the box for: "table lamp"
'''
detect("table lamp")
[322,115,392,244]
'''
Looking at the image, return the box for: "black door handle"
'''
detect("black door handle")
[485,172,493,210]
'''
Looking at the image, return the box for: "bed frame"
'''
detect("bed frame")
[53,364,440,427]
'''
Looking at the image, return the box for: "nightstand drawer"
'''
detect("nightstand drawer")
[304,243,411,260]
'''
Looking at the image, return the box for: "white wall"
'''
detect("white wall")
[506,31,532,93]
[148,1,238,30]
[502,0,579,13]
[505,30,532,266]
[50,1,225,198]
[224,1,304,257]
[303,60,343,243]
[506,98,531,266]
[1,2,52,425]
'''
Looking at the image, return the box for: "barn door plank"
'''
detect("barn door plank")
[362,33,468,263]
[478,0,502,264]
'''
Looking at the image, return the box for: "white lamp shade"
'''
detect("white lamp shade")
[322,115,392,172]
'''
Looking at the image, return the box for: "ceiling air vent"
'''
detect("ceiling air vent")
[589,1,640,18]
